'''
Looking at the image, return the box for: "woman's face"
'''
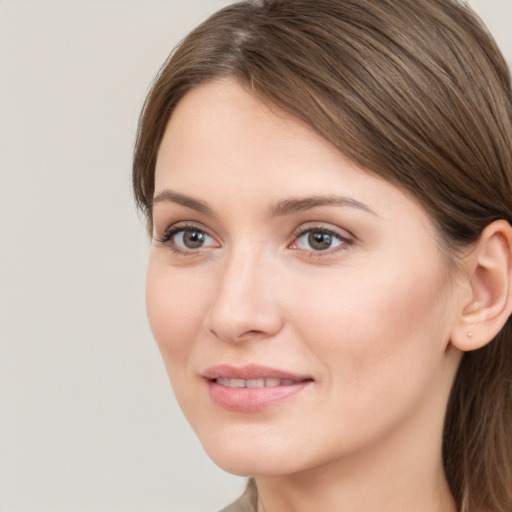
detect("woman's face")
[147,80,463,477]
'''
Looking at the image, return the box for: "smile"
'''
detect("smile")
[215,378,298,388]
[203,365,313,412]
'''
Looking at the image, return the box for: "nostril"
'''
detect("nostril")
[236,329,268,341]
[208,326,270,343]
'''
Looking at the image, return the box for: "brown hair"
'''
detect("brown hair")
[133,1,512,509]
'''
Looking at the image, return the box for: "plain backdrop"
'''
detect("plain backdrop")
[1,1,511,511]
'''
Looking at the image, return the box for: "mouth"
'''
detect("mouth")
[214,377,302,388]
[203,364,313,412]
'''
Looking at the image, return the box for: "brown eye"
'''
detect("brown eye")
[159,226,217,251]
[181,229,207,249]
[308,231,333,251]
[293,228,347,252]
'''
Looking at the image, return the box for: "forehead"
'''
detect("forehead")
[155,80,433,231]
[156,80,364,192]
[157,80,338,169]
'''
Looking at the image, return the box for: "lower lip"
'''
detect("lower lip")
[206,380,312,412]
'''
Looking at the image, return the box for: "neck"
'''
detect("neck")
[255,449,456,512]
[256,465,456,512]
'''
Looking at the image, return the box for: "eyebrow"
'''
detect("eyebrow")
[152,190,214,215]
[152,189,376,217]
[268,195,377,217]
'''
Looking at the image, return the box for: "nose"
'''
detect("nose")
[204,248,284,343]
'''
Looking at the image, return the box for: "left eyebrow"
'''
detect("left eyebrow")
[268,195,377,217]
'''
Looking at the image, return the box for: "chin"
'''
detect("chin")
[197,429,310,477]
[207,451,301,477]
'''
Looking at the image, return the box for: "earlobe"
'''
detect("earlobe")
[451,220,512,352]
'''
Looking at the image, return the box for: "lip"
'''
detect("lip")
[203,364,311,381]
[203,364,313,412]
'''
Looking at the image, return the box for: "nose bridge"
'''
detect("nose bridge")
[205,240,282,342]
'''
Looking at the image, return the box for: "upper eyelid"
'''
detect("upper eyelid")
[291,228,351,245]
[156,220,211,237]
[292,222,355,240]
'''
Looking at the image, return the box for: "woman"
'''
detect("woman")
[133,0,512,510]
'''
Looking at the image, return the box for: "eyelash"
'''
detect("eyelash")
[290,226,353,255]
[154,223,216,255]
[154,223,353,256]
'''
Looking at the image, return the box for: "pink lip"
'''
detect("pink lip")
[203,364,313,412]
[203,364,311,381]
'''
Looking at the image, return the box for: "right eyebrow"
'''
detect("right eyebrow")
[152,190,214,215]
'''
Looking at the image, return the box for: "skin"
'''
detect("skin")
[146,80,464,511]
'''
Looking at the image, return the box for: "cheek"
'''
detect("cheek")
[282,263,455,454]
[293,258,452,387]
[145,258,208,366]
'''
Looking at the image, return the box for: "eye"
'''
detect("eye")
[156,224,218,252]
[291,227,350,252]
[175,228,214,249]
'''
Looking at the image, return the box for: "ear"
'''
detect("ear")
[451,220,512,351]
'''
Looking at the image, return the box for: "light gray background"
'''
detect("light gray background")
[1,1,511,511]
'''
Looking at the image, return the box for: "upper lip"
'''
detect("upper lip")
[202,364,312,381]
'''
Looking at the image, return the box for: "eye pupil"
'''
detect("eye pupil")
[183,230,205,249]
[308,231,332,250]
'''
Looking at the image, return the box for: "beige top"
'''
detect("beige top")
[219,479,258,512]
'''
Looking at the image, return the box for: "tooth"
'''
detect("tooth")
[215,378,296,388]
[230,379,246,388]
[246,378,265,388]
